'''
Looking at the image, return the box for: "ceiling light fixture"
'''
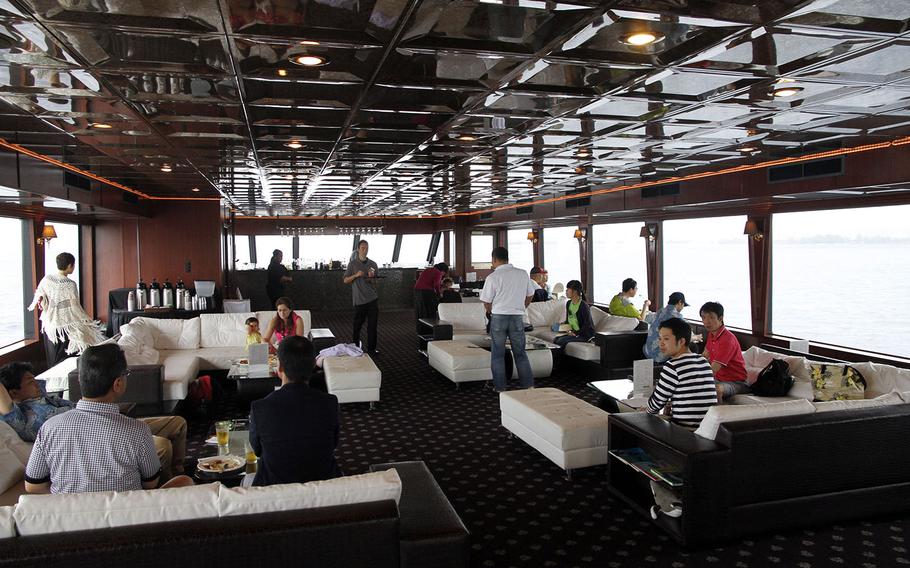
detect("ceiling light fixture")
[191,187,200,192]
[277,68,288,77]
[289,54,326,67]
[621,31,664,47]
[300,40,320,46]
[456,134,477,141]
[89,122,113,129]
[739,146,758,153]
[160,164,172,172]
[284,141,304,149]
[771,86,804,98]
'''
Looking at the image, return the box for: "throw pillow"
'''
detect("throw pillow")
[810,363,866,401]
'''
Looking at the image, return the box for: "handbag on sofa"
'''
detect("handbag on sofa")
[751,359,794,397]
[810,363,866,401]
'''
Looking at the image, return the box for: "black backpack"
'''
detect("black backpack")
[751,358,794,397]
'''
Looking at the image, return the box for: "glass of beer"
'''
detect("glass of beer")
[244,440,257,474]
[215,421,231,447]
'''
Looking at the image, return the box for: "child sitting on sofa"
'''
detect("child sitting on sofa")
[245,317,263,348]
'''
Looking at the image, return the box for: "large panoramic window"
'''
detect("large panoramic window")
[297,235,357,268]
[359,234,397,266]
[398,234,433,267]
[506,229,534,272]
[591,222,648,305]
[235,235,252,269]
[663,215,750,329]
[772,205,910,357]
[254,236,292,269]
[0,216,28,348]
[44,222,80,292]
[543,226,581,296]
[470,232,495,267]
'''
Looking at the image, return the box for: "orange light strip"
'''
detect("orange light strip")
[0,139,220,202]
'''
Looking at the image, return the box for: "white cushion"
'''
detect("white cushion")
[200,312,255,348]
[118,321,161,366]
[13,483,221,536]
[789,379,815,400]
[194,347,242,370]
[565,341,600,362]
[694,399,817,441]
[35,357,79,394]
[438,303,488,333]
[218,469,402,518]
[256,310,311,337]
[499,388,609,451]
[323,356,382,390]
[813,391,905,413]
[850,361,910,399]
[0,447,24,496]
[427,340,491,371]
[592,307,639,332]
[132,317,201,350]
[0,421,31,467]
[741,346,812,382]
[0,506,14,539]
[157,351,200,400]
[525,300,565,328]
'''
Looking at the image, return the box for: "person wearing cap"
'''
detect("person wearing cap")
[643,292,689,363]
[609,278,651,320]
[529,267,550,302]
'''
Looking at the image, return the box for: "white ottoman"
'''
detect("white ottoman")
[427,340,492,387]
[323,355,382,407]
[500,388,610,478]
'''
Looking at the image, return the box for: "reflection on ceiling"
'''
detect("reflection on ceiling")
[0,0,909,216]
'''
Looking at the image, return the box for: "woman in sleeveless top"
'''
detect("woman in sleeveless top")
[263,296,304,347]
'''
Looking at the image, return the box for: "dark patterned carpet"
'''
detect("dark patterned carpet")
[183,309,910,568]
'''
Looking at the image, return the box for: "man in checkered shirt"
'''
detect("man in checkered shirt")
[24,344,193,494]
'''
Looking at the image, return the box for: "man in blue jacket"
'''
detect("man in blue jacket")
[249,336,341,486]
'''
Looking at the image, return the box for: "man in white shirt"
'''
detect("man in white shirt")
[479,247,537,392]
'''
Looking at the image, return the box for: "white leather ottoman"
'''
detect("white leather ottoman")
[323,355,382,407]
[427,340,492,388]
[500,388,610,478]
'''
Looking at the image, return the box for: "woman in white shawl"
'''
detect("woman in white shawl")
[28,252,104,366]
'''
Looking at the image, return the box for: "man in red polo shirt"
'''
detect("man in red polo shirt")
[700,301,748,401]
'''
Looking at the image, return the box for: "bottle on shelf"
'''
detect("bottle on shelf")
[176,279,185,309]
[127,290,137,312]
[163,279,174,308]
[136,277,147,310]
[149,278,161,307]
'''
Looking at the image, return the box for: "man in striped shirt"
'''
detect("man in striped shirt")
[645,317,718,428]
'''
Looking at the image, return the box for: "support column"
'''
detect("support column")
[746,214,772,336]
[643,222,662,308]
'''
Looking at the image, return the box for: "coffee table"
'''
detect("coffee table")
[587,379,649,413]
[195,423,253,486]
[227,360,280,403]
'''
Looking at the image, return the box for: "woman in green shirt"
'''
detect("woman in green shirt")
[554,280,595,349]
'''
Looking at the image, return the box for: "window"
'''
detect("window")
[772,205,910,357]
[507,229,534,272]
[235,235,252,269]
[398,234,433,267]
[591,222,648,305]
[254,236,292,269]
[44,222,80,292]
[296,235,357,268]
[543,226,581,295]
[0,216,28,347]
[470,233,495,267]
[663,216,750,329]
[447,231,455,269]
[359,234,397,266]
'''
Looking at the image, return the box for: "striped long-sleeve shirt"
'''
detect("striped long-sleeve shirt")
[647,353,718,428]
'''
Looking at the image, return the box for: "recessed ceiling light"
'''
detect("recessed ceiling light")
[277,68,288,77]
[456,134,477,141]
[771,86,804,98]
[621,32,664,47]
[300,40,320,46]
[284,174,294,180]
[739,146,759,153]
[89,122,113,129]
[576,148,591,157]
[160,164,172,172]
[289,54,326,67]
[284,141,304,149]
[191,187,200,192]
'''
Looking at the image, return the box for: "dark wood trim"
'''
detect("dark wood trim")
[644,221,661,308]
[746,214,772,336]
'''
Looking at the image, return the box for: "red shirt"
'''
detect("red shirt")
[414,268,443,295]
[705,326,746,382]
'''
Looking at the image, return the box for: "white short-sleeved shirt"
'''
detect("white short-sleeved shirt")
[480,264,536,315]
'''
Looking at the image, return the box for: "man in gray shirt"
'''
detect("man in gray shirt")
[343,239,380,354]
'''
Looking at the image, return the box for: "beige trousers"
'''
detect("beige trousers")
[143,416,187,482]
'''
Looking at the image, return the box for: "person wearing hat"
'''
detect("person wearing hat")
[643,292,689,363]
[529,267,550,302]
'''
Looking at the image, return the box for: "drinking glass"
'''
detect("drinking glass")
[244,440,258,474]
[215,421,231,447]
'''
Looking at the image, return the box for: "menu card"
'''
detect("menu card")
[248,343,270,378]
[633,359,654,398]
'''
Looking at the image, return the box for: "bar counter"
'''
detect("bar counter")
[235,268,418,312]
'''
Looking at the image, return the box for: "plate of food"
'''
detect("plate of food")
[197,455,245,475]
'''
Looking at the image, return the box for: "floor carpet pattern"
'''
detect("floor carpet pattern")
[182,309,910,568]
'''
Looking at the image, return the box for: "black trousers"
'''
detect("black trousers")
[352,299,379,352]
[413,289,439,333]
[43,331,69,368]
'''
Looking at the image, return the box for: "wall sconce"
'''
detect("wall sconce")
[743,219,764,241]
[573,228,586,241]
[527,230,538,243]
[37,224,57,245]
[639,225,656,242]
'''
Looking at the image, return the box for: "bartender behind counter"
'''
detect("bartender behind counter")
[267,249,293,307]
